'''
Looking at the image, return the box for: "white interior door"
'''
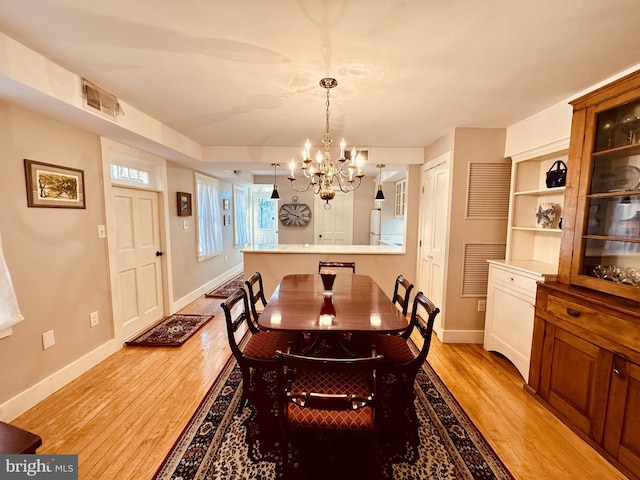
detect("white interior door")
[114,187,164,339]
[418,155,450,331]
[314,191,354,244]
[253,189,278,246]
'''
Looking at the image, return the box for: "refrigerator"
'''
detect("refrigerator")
[369,209,381,245]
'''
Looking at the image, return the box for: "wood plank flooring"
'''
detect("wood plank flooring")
[10,295,628,479]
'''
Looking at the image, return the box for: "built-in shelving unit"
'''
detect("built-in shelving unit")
[483,142,568,380]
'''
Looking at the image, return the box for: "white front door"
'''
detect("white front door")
[114,187,164,339]
[252,189,278,246]
[314,191,354,245]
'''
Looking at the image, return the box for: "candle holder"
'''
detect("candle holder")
[319,295,336,326]
[320,269,337,297]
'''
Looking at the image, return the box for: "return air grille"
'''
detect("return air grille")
[461,243,506,297]
[466,162,511,219]
[82,79,122,120]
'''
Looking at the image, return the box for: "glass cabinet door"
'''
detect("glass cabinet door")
[575,98,640,298]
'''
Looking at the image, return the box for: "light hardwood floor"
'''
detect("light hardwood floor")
[11,295,628,479]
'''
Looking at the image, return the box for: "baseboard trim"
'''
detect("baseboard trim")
[437,329,485,344]
[0,339,121,422]
[171,265,243,312]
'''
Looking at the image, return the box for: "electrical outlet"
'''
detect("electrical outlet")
[90,311,99,327]
[42,330,55,350]
[477,299,486,312]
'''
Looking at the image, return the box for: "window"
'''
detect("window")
[195,172,223,261]
[233,185,251,247]
[109,164,150,185]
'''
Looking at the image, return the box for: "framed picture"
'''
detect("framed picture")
[223,214,230,226]
[24,159,85,208]
[223,198,230,211]
[177,192,192,216]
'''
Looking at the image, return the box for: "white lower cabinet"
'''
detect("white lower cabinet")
[483,260,556,380]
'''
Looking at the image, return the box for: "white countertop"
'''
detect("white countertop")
[487,259,559,277]
[241,244,404,254]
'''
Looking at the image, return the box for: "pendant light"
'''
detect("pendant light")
[375,164,385,200]
[270,163,280,199]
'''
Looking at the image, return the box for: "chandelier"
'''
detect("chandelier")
[287,78,365,208]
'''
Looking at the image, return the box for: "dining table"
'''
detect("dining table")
[258,273,409,338]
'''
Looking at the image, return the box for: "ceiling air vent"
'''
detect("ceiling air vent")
[81,79,123,121]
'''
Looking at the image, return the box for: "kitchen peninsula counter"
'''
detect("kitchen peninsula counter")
[242,243,410,298]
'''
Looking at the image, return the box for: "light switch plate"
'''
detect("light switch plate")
[42,330,55,349]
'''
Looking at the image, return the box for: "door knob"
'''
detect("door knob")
[156,251,163,257]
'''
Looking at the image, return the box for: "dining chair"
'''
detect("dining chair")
[244,271,268,325]
[221,288,299,408]
[318,261,356,273]
[275,348,383,477]
[354,292,439,408]
[392,274,414,320]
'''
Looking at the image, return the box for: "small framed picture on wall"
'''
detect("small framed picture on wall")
[177,192,192,216]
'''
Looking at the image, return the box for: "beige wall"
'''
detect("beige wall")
[0,105,246,418]
[0,103,113,406]
[167,163,243,300]
[423,128,509,341]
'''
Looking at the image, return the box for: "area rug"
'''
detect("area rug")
[153,345,514,480]
[205,273,244,298]
[125,314,214,347]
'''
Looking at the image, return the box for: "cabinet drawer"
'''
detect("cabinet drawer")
[490,266,540,295]
[546,295,640,353]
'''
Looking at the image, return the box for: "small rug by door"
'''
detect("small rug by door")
[205,273,244,298]
[125,314,214,347]
[153,346,514,479]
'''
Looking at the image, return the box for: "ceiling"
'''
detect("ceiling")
[0,0,639,178]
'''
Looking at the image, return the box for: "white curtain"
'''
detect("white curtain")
[196,173,223,260]
[234,186,251,246]
[0,229,24,333]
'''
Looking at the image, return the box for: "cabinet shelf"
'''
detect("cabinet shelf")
[514,186,566,196]
[512,226,562,233]
[583,234,640,243]
[587,190,640,199]
[592,141,640,158]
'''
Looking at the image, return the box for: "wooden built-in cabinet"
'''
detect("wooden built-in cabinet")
[529,70,640,480]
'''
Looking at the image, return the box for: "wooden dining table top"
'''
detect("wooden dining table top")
[258,273,409,333]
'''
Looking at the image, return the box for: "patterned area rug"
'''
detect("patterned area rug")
[125,314,214,347]
[205,273,244,298]
[153,344,514,479]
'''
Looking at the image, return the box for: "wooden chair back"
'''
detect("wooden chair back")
[392,274,414,318]
[318,261,356,273]
[221,288,259,362]
[276,349,382,474]
[244,271,268,325]
[409,292,439,367]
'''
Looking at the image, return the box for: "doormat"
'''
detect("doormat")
[152,346,514,479]
[205,273,244,298]
[125,314,214,347]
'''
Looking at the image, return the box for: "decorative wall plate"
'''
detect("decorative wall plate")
[608,165,640,191]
